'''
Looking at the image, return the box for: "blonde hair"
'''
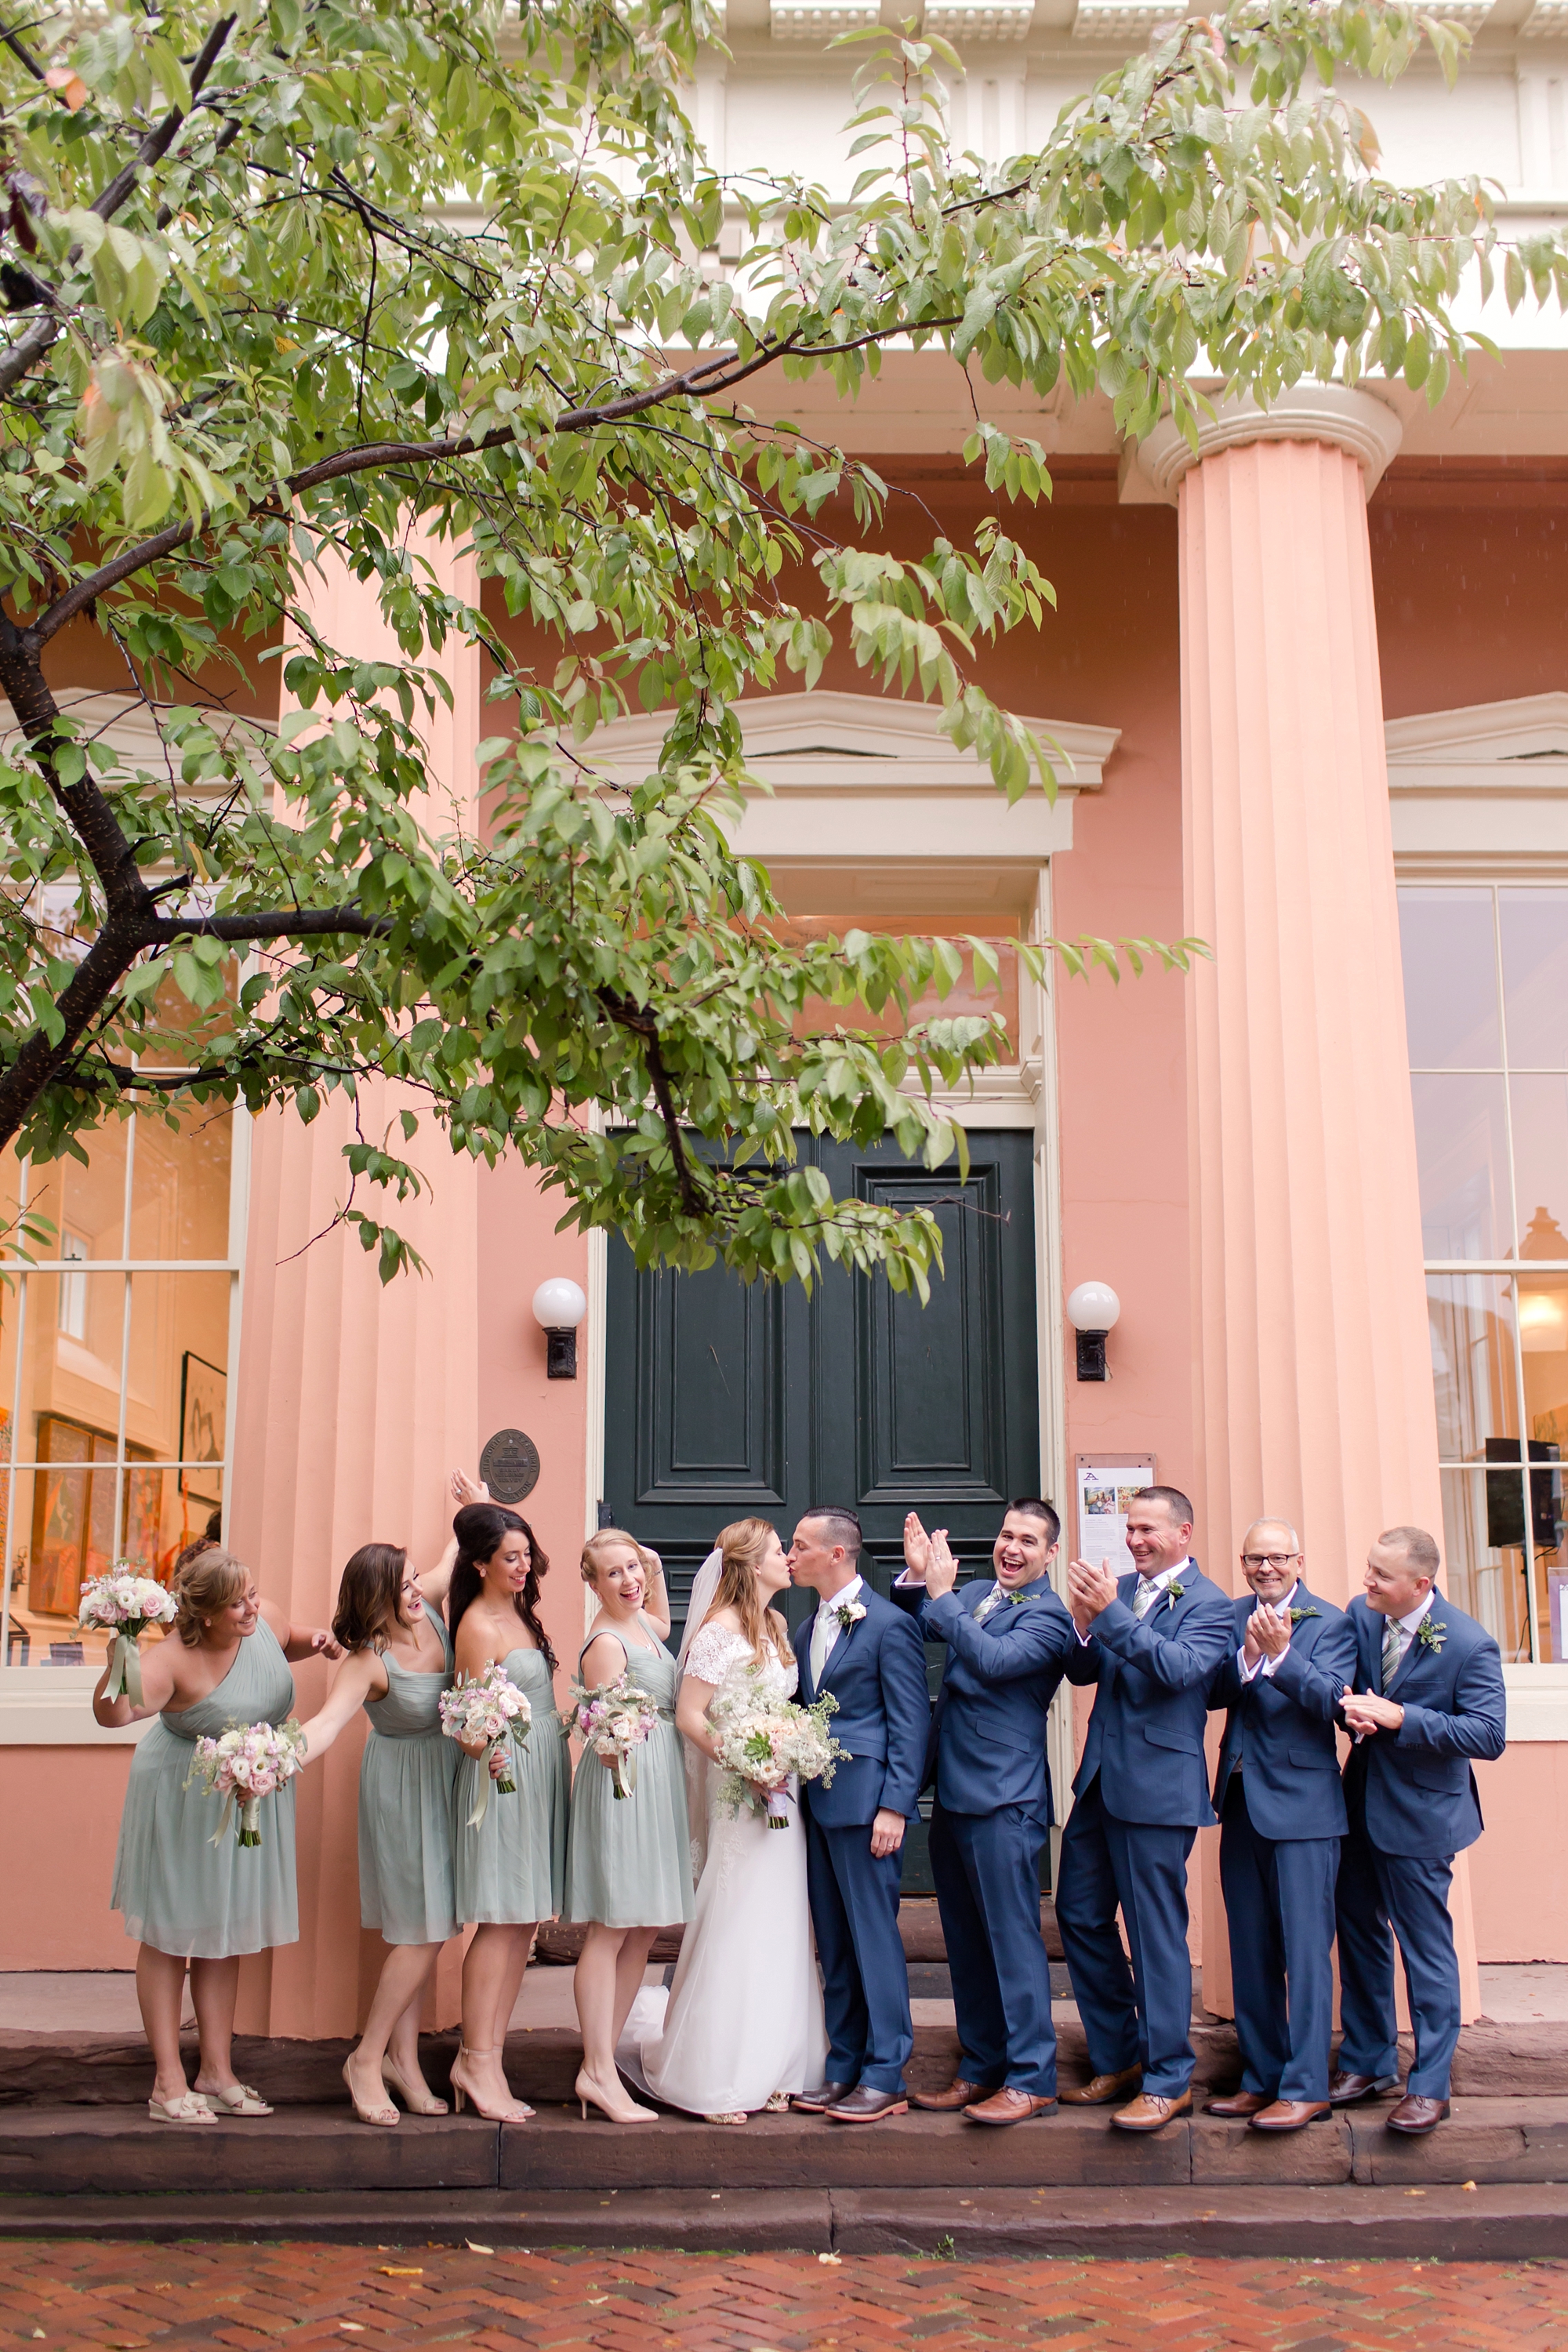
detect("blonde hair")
[172,1548,250,1646]
[580,1528,659,1588]
[703,1518,793,1667]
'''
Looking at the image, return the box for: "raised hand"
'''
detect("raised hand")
[925,1529,958,1599]
[1251,1602,1291,1661]
[902,1512,931,1581]
[451,1468,490,1508]
[1067,1557,1118,1629]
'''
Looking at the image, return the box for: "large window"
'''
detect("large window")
[1402,884,1568,1663]
[0,1107,241,1682]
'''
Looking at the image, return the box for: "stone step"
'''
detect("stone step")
[5,2094,1568,2200]
[3,2180,1568,2257]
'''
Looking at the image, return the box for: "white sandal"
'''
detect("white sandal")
[197,2082,274,2116]
[148,2090,216,2124]
[705,2110,748,2125]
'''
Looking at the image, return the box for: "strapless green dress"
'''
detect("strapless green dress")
[111,1617,298,1960]
[452,1646,568,1926]
[358,1617,459,1946]
[563,1617,693,1929]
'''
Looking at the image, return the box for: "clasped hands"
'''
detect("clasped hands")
[1240,1602,1293,1670]
[1065,1557,1120,1632]
[1341,1688,1405,1737]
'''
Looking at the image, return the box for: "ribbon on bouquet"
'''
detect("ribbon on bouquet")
[765,1785,792,1831]
[103,1629,145,1708]
[609,1748,638,1800]
[464,1730,522,1829]
[207,1793,263,1849]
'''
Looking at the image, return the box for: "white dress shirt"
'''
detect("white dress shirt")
[1075,1557,1191,1646]
[1237,1580,1300,1684]
[808,1573,865,1686]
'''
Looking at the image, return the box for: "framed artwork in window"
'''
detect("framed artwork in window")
[180,1352,225,1505]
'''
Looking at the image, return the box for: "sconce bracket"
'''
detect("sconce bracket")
[1076,1330,1109,1382]
[546,1327,579,1379]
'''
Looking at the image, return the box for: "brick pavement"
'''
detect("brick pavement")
[3,2244,1568,2351]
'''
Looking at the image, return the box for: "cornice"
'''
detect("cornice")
[1120,385,1404,506]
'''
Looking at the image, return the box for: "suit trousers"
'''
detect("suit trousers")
[804,1810,913,2092]
[1334,1791,1461,2099]
[1218,1775,1340,2104]
[1054,1775,1196,2099]
[929,1799,1056,2097]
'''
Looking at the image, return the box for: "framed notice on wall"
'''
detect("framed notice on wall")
[1075,1455,1156,1575]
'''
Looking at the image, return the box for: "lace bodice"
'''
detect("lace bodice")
[682,1622,798,1700]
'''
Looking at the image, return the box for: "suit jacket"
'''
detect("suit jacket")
[1065,1561,1236,1828]
[1341,1590,1506,1860]
[798,1581,930,1829]
[892,1573,1074,1824]
[1209,1584,1357,1841]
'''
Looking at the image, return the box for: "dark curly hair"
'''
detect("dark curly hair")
[446,1501,556,1674]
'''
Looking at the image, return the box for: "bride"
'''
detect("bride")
[618,1517,827,2123]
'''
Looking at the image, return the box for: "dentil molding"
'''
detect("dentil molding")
[1119,384,1404,507]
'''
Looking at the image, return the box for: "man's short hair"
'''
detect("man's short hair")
[1131,1484,1195,1530]
[804,1505,862,1563]
[1379,1524,1440,1581]
[1007,1497,1062,1548]
[1244,1516,1301,1552]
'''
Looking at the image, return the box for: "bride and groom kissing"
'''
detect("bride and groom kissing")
[618,1495,1065,2127]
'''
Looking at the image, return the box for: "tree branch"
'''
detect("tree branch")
[597,988,706,1218]
[150,906,392,944]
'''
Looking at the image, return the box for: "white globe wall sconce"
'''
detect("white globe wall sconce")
[532,1277,588,1379]
[1066,1281,1120,1383]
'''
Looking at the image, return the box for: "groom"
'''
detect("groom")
[789,1505,931,2124]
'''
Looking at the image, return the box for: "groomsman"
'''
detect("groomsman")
[894,1500,1075,2125]
[789,1506,931,2124]
[1056,1486,1234,2132]
[1206,1518,1357,2131]
[1331,1526,1506,2134]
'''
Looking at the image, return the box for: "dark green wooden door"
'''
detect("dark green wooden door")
[601,1128,1041,1889]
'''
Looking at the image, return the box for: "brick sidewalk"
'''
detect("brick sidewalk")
[3,2245,1568,2350]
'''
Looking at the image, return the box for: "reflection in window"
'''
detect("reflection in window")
[0,1106,237,1677]
[1403,885,1568,1663]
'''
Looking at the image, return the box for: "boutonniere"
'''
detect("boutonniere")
[1416,1617,1447,1656]
[1006,1590,1030,1607]
[1165,1581,1185,1612]
[835,1600,867,1633]
[1289,1606,1320,1624]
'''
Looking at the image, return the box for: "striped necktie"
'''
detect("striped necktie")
[1381,1620,1403,1691]
[1132,1577,1162,1619]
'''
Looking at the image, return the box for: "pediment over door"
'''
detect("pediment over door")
[1386,693,1568,869]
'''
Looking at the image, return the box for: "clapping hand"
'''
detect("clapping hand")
[1066,1557,1119,1631]
[1248,1602,1291,1663]
[902,1512,931,1582]
[1341,1687,1404,1737]
[925,1529,958,1599]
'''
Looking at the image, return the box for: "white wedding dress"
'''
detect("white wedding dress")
[617,1623,828,2114]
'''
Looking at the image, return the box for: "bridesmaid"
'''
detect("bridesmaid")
[448,1501,568,2122]
[564,1529,692,2124]
[93,1544,341,2125]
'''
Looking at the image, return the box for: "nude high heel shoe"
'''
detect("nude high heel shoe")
[575,2067,657,2124]
[381,2054,448,2115]
[342,2056,398,2129]
[449,2045,534,2122]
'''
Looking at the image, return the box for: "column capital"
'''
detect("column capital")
[1119,383,1403,507]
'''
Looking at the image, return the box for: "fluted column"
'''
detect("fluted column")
[228,542,482,2040]
[1128,389,1478,2021]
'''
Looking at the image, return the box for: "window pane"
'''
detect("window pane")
[1501,890,1568,1071]
[1511,1075,1568,1262]
[13,1272,129,1460]
[126,1272,228,1468]
[1413,1074,1514,1259]
[24,1128,129,1265]
[1399,888,1502,1069]
[1428,1274,1520,1459]
[1441,1467,1534,1661]
[129,1107,233,1260]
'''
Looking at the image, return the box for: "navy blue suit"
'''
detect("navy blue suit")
[1055,1561,1235,2098]
[1209,1584,1357,2103]
[1334,1589,1506,2098]
[798,1581,930,2093]
[895,1573,1074,2096]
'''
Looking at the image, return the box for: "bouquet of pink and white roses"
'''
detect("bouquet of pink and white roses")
[440,1664,532,1827]
[709,1672,846,1829]
[570,1672,662,1798]
[78,1566,177,1705]
[184,1719,307,1848]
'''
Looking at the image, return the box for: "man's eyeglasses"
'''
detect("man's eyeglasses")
[1240,1552,1299,1570]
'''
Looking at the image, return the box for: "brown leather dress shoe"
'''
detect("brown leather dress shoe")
[1204,2089,1272,2118]
[1110,2089,1192,2132]
[963,2087,1058,2126]
[824,2085,909,2123]
[1328,2070,1398,2107]
[1385,2093,1450,2134]
[1249,2099,1333,2132]
[909,2078,993,2113]
[1059,2067,1143,2107]
[790,2081,852,2114]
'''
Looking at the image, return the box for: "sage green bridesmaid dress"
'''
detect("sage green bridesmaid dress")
[452,1646,568,1926]
[358,1616,459,1945]
[562,1617,693,1929]
[111,1616,298,1959]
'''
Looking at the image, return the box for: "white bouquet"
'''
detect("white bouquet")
[440,1663,532,1826]
[710,1672,846,1828]
[78,1565,178,1705]
[570,1671,662,1798]
[184,1719,307,1848]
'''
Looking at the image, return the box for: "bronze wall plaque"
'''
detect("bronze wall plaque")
[479,1428,541,1504]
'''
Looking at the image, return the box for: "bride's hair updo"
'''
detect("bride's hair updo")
[705,1518,793,1667]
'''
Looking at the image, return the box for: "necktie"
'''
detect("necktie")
[1381,1620,1403,1691]
[975,1586,1003,1621]
[1132,1577,1161,1619]
[810,1608,834,1686]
